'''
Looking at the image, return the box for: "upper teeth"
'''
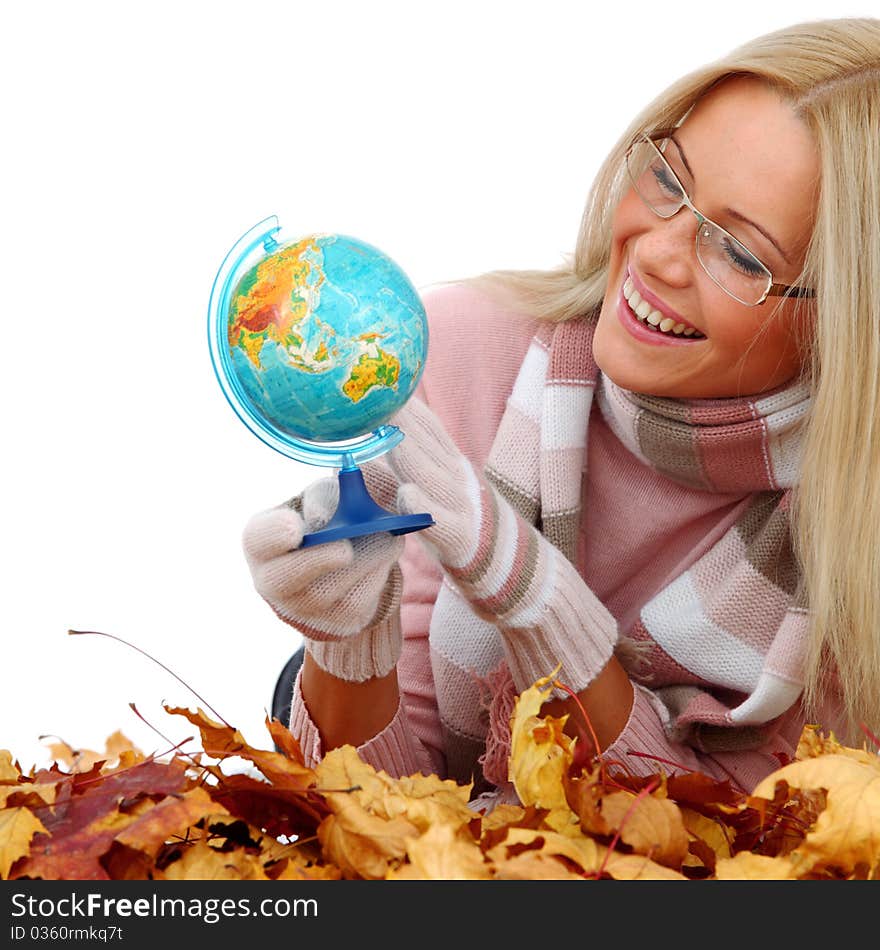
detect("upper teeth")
[623,278,703,338]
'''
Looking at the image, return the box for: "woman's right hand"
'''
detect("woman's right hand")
[242,475,406,683]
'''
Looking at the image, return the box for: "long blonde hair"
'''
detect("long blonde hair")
[444,18,880,746]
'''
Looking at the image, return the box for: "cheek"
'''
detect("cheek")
[609,190,643,249]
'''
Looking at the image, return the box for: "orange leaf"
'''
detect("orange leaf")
[114,787,221,856]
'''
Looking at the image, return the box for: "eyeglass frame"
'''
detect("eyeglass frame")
[624,130,816,307]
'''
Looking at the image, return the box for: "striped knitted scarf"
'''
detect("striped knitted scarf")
[428,315,812,789]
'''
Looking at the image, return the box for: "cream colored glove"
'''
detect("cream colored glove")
[387,397,618,694]
[242,475,405,682]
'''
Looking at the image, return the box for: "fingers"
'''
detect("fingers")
[301,477,340,531]
[242,506,306,563]
[360,455,400,512]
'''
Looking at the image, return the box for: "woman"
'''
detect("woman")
[245,17,880,803]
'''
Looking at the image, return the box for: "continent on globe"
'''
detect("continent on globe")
[224,231,427,444]
[343,345,401,404]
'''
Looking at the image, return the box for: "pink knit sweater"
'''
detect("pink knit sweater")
[289,281,820,796]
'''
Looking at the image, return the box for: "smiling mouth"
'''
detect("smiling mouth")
[623,277,705,339]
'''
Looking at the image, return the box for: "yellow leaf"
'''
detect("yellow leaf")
[598,849,689,881]
[160,840,269,880]
[0,751,20,782]
[509,669,575,813]
[680,807,733,869]
[388,823,493,880]
[752,754,880,876]
[715,852,796,880]
[599,790,689,868]
[0,783,57,809]
[317,801,419,879]
[485,826,601,877]
[0,808,49,879]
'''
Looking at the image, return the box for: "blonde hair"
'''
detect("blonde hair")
[445,18,880,746]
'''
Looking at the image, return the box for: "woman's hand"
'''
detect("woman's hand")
[386,398,618,697]
[242,475,405,683]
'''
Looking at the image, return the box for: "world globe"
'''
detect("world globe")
[208,215,434,546]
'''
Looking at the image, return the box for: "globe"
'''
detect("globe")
[208,215,434,546]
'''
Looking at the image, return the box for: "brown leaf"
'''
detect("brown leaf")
[265,716,305,764]
[0,808,49,879]
[210,772,328,839]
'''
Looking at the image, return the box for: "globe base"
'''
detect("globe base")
[300,466,434,547]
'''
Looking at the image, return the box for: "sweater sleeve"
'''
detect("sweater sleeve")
[286,531,447,778]
[601,682,810,793]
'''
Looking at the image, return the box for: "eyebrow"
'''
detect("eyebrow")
[669,135,792,265]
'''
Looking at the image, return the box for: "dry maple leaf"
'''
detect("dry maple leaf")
[0,751,21,783]
[0,808,49,879]
[597,789,689,869]
[751,753,880,877]
[508,668,576,815]
[388,822,493,880]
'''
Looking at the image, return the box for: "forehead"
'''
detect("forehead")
[675,77,820,255]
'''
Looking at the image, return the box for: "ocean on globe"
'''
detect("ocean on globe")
[225,233,428,444]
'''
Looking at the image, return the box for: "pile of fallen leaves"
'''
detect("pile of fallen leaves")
[2,672,879,880]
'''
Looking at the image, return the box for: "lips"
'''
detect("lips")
[615,268,706,346]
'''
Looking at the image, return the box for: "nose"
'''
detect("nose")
[632,207,697,290]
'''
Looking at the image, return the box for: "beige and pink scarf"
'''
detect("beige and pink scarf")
[428,314,813,788]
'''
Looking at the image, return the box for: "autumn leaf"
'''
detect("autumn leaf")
[159,840,269,881]
[0,808,48,879]
[508,668,575,814]
[0,751,21,783]
[388,823,493,880]
[166,706,316,791]
[751,753,880,876]
[715,852,796,880]
[114,786,221,858]
[598,789,689,869]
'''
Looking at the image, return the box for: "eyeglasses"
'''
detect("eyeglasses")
[624,132,815,306]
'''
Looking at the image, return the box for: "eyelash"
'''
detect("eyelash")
[720,236,765,276]
[651,163,767,277]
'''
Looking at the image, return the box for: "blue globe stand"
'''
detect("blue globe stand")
[300,461,434,548]
[207,215,434,548]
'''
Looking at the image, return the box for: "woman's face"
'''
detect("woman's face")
[593,76,820,399]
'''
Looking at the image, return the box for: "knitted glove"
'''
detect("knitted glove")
[242,475,405,683]
[387,398,618,695]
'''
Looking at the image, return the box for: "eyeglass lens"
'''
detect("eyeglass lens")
[626,137,772,306]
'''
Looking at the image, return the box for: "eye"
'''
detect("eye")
[720,236,766,277]
[650,162,682,198]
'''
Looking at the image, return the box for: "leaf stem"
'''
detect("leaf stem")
[68,629,231,726]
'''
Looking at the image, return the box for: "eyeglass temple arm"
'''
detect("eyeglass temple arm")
[767,283,816,299]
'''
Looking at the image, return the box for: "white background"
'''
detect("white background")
[2,0,868,770]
